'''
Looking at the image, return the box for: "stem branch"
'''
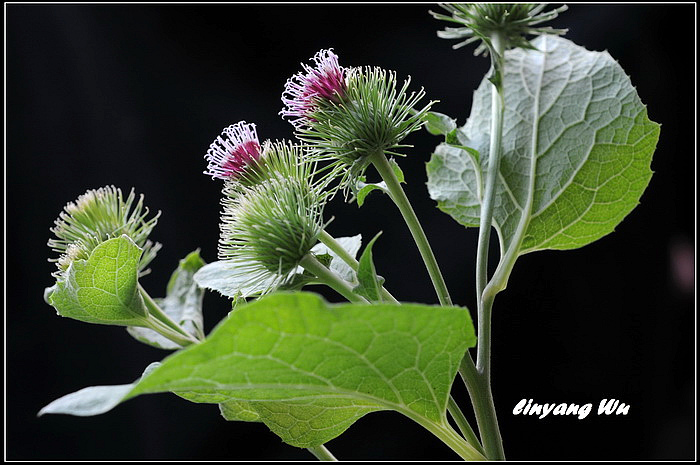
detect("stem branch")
[369,151,452,306]
[139,286,199,346]
[300,254,368,303]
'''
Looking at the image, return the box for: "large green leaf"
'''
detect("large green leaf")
[427,36,659,256]
[128,250,206,349]
[48,235,149,326]
[126,292,475,448]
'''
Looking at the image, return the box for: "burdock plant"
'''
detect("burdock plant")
[40,4,659,461]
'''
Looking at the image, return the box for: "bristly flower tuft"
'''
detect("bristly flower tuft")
[204,121,262,180]
[48,186,161,278]
[281,50,434,190]
[280,49,348,130]
[432,3,568,56]
[218,175,325,293]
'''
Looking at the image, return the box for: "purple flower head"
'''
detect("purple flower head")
[204,122,262,180]
[281,49,347,130]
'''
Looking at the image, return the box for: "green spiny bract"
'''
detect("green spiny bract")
[48,186,161,278]
[432,3,568,56]
[238,140,317,188]
[219,175,325,292]
[297,66,433,188]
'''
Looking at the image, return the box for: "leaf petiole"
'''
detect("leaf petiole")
[139,285,200,346]
[307,444,338,461]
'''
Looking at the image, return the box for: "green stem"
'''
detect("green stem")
[447,395,485,457]
[466,31,506,460]
[369,151,452,306]
[319,230,358,269]
[299,254,368,303]
[475,31,505,374]
[139,286,199,346]
[307,444,337,461]
[318,229,398,303]
[459,355,504,460]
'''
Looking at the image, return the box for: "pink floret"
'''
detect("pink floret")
[281,49,347,130]
[204,122,262,180]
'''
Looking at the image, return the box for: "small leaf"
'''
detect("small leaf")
[388,157,405,184]
[38,362,161,417]
[126,292,475,448]
[354,159,403,207]
[355,181,389,207]
[353,233,383,301]
[425,111,457,136]
[128,250,206,349]
[193,259,277,299]
[48,235,149,326]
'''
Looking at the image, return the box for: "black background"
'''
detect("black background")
[6,3,695,461]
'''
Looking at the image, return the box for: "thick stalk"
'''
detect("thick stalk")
[369,151,452,306]
[299,254,368,303]
[459,351,504,460]
[307,444,337,461]
[475,31,505,375]
[467,31,507,460]
[318,229,398,303]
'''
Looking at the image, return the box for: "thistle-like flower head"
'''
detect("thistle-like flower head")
[219,175,325,292]
[204,121,262,180]
[432,3,568,56]
[280,49,348,130]
[48,186,161,278]
[281,50,434,190]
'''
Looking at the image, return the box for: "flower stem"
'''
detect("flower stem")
[369,151,452,306]
[300,254,368,303]
[307,444,338,461]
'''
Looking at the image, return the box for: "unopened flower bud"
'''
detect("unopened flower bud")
[48,186,161,278]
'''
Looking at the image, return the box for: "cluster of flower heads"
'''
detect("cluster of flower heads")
[204,123,328,292]
[48,186,161,278]
[202,48,434,293]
